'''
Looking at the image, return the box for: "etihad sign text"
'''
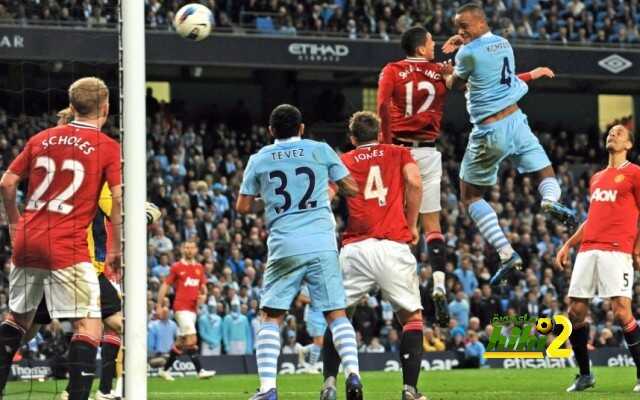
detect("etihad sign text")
[289,43,349,62]
[591,188,618,202]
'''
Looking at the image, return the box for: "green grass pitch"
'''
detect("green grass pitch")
[3,367,638,399]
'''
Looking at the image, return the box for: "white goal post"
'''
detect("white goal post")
[121,0,147,399]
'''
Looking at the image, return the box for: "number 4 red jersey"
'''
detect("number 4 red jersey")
[341,144,415,245]
[165,261,206,312]
[580,161,640,254]
[8,121,121,270]
[377,58,448,143]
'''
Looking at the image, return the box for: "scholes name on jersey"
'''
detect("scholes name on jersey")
[271,148,304,161]
[41,135,96,155]
[353,149,384,163]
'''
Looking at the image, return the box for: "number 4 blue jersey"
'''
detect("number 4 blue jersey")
[239,137,349,260]
[454,32,528,124]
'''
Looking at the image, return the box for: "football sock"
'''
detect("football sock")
[400,320,424,389]
[99,332,121,394]
[163,345,182,372]
[329,317,360,378]
[67,334,99,400]
[186,347,202,373]
[622,320,640,379]
[322,328,340,381]
[256,321,280,392]
[569,324,590,376]
[426,232,446,293]
[538,177,562,203]
[468,199,513,261]
[308,343,322,366]
[0,320,25,392]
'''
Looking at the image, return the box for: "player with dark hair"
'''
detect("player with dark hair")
[156,240,216,381]
[0,77,122,400]
[442,3,575,286]
[379,25,559,324]
[321,111,426,400]
[237,104,363,400]
[556,125,640,393]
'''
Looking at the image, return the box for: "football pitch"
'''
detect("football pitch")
[3,367,637,400]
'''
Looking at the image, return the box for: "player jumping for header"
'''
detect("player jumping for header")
[442,3,576,286]
[237,104,363,400]
[379,26,567,321]
[556,124,640,393]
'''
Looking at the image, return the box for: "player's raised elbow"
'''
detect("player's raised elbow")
[235,195,253,214]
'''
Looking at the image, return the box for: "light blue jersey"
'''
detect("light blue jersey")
[197,311,222,350]
[240,137,349,260]
[454,32,528,124]
[222,313,254,355]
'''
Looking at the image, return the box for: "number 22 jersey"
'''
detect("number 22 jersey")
[239,137,349,260]
[8,121,121,270]
[341,144,415,246]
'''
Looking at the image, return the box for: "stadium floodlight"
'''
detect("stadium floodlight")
[120,0,148,399]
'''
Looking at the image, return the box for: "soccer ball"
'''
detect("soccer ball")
[535,317,553,335]
[174,4,213,42]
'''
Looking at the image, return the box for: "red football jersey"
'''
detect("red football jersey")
[165,261,206,312]
[341,144,415,245]
[9,121,121,270]
[580,161,640,254]
[377,58,448,143]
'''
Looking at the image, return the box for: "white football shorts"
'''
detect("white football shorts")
[568,250,633,299]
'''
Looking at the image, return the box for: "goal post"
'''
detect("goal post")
[121,0,148,399]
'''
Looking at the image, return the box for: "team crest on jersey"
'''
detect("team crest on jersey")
[591,188,618,202]
[615,174,625,183]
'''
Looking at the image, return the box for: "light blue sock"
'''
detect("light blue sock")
[538,177,561,203]
[330,317,360,378]
[468,199,513,261]
[256,321,280,392]
[308,343,321,365]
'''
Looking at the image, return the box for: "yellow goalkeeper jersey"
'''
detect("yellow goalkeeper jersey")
[88,183,112,274]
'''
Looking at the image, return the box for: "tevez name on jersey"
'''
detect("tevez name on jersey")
[239,137,349,260]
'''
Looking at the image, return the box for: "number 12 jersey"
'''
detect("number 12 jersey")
[341,144,415,246]
[239,137,349,260]
[9,121,121,270]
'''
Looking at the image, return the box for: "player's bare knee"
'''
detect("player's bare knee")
[261,307,286,324]
[324,309,348,324]
[73,317,103,340]
[568,301,588,325]
[104,313,123,335]
[397,309,422,326]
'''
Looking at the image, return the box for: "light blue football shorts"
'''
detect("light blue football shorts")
[459,109,551,187]
[260,250,346,312]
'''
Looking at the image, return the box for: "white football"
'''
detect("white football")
[174,3,213,42]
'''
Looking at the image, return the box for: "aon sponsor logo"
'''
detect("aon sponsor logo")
[184,277,200,287]
[591,188,618,202]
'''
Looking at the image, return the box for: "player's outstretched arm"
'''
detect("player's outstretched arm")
[335,175,359,197]
[0,171,21,238]
[518,67,555,83]
[446,74,467,91]
[555,221,585,269]
[402,162,422,245]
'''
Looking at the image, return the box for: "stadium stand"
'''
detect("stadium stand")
[0,101,635,360]
[0,0,637,44]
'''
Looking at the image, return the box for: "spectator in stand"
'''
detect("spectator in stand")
[198,304,223,356]
[148,305,177,356]
[365,337,386,353]
[152,253,172,280]
[150,227,174,255]
[423,327,446,352]
[454,255,479,296]
[281,330,304,355]
[449,290,470,331]
[222,301,253,355]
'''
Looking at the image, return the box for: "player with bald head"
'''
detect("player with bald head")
[442,2,575,287]
[556,124,640,393]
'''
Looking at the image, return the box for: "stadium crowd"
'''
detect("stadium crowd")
[0,0,638,44]
[0,98,637,369]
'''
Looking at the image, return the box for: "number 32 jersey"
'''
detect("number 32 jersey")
[8,121,121,270]
[240,137,349,260]
[341,144,415,246]
[377,58,448,142]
